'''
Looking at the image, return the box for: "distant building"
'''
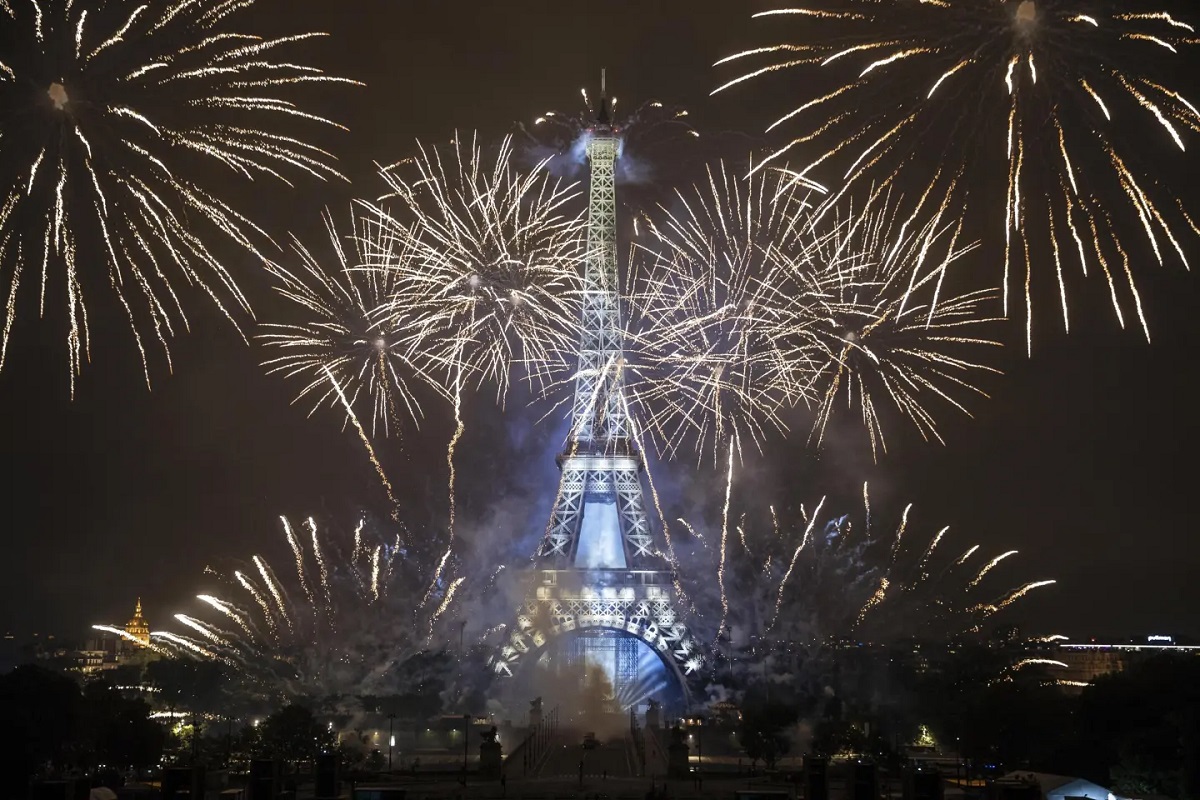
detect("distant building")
[1052,635,1200,692]
[1055,648,1129,687]
[124,598,151,647]
[992,625,1022,645]
[0,631,16,671]
[75,598,157,676]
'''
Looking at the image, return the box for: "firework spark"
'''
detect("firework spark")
[361,133,586,567]
[362,133,586,399]
[629,168,1001,461]
[626,161,824,464]
[624,161,829,628]
[716,1,1198,349]
[780,188,1004,460]
[260,209,445,438]
[0,0,356,391]
[92,624,168,655]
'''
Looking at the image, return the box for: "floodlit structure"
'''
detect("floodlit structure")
[493,72,702,711]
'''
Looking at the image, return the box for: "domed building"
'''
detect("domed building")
[76,598,155,676]
[124,598,150,647]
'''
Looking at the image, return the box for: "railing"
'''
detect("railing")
[642,723,669,779]
[540,569,674,588]
[629,708,646,775]
[505,706,558,778]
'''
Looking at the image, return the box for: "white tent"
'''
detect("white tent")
[1002,772,1118,800]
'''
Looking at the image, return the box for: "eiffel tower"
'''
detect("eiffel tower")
[492,73,703,710]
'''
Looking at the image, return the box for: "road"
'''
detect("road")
[536,730,637,780]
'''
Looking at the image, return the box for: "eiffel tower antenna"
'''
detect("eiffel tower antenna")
[493,73,703,710]
[597,68,609,124]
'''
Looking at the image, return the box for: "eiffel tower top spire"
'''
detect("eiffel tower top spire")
[597,68,610,125]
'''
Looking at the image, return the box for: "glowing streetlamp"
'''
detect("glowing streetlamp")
[388,712,396,771]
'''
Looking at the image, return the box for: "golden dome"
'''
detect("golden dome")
[124,598,150,646]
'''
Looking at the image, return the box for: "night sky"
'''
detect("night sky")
[2,1,1198,642]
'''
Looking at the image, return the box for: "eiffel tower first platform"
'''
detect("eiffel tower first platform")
[491,75,704,711]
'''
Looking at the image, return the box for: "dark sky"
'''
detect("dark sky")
[2,0,1199,642]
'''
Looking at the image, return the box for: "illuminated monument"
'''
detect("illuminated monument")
[124,598,151,647]
[493,73,703,711]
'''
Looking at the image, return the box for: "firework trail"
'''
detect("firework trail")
[779,188,1005,460]
[197,594,252,639]
[771,496,825,629]
[621,167,1001,619]
[174,614,230,647]
[91,624,168,656]
[153,515,470,707]
[626,160,824,465]
[362,132,586,575]
[969,549,1019,587]
[542,157,1003,641]
[321,365,400,515]
[715,1,1199,349]
[625,161,1002,466]
[439,372,465,591]
[261,209,446,438]
[362,133,586,399]
[0,0,356,391]
[677,483,1054,658]
[152,631,219,660]
[622,161,826,622]
[1012,657,1068,671]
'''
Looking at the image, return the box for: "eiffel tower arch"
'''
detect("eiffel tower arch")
[492,75,704,712]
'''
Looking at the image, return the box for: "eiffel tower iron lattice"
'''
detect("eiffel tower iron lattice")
[492,76,704,702]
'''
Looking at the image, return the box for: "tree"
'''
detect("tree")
[1072,655,1200,798]
[107,663,147,687]
[78,681,164,771]
[145,658,231,714]
[257,705,335,762]
[740,689,798,768]
[0,665,81,781]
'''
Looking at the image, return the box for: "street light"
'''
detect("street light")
[955,737,962,785]
[462,713,471,785]
[388,712,396,771]
[190,711,201,764]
